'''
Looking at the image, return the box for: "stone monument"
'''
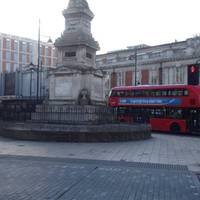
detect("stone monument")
[49,0,105,105]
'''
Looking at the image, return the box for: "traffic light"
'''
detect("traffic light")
[187,64,199,85]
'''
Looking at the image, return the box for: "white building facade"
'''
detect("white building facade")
[96,37,200,96]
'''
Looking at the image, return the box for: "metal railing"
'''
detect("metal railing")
[0,103,117,125]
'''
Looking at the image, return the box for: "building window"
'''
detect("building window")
[175,67,184,84]
[45,47,48,57]
[27,43,29,52]
[65,52,76,57]
[6,51,11,61]
[13,63,17,71]
[6,39,10,49]
[14,40,18,51]
[6,63,10,72]
[22,54,26,64]
[86,52,92,59]
[29,43,33,53]
[117,72,125,86]
[150,70,157,84]
[22,42,26,52]
[29,54,33,63]
[14,53,18,62]
[46,57,49,65]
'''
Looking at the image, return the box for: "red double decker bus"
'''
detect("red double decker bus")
[108,85,200,134]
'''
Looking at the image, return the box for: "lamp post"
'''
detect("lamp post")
[129,48,137,86]
[29,68,34,97]
[29,62,39,100]
[37,19,41,101]
[28,20,41,100]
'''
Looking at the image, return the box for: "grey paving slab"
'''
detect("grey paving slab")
[0,156,199,200]
[0,133,200,170]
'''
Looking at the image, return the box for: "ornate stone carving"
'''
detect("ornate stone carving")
[77,88,91,105]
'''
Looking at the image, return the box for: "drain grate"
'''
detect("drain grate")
[67,158,189,171]
[0,155,189,172]
[121,161,189,171]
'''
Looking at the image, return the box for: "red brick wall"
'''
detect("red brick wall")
[2,62,6,72]
[2,50,6,60]
[11,39,14,50]
[3,38,6,49]
[42,56,45,65]
[10,63,14,73]
[141,69,149,85]
[19,53,22,63]
[11,52,14,61]
[111,72,117,88]
[42,46,45,56]
[48,58,51,65]
[26,54,30,64]
[48,47,52,57]
[125,71,132,86]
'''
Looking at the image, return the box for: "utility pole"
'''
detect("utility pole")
[134,49,137,86]
[128,48,138,86]
[37,19,41,100]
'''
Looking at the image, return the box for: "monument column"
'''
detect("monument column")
[49,0,105,105]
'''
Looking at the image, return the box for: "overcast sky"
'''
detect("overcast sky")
[0,0,200,54]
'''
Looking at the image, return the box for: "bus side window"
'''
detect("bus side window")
[171,89,177,96]
[111,91,117,97]
[155,90,161,96]
[161,90,167,96]
[143,90,149,97]
[125,91,131,97]
[177,89,183,96]
[135,90,140,97]
[120,91,124,97]
[168,90,172,96]
[116,91,121,97]
[130,91,135,97]
[151,90,156,97]
[183,89,188,96]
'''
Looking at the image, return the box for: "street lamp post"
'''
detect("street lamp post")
[129,48,137,86]
[29,62,39,100]
[28,20,41,100]
[37,19,41,101]
[30,68,33,97]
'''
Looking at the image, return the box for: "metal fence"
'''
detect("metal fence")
[0,101,117,125]
[0,99,43,121]
[0,70,48,99]
[32,105,116,124]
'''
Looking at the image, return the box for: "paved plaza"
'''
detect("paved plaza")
[0,133,200,169]
[0,133,200,199]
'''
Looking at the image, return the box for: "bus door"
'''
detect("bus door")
[188,109,200,131]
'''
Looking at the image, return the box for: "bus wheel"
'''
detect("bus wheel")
[170,123,180,134]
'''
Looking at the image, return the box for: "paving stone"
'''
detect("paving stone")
[0,156,199,200]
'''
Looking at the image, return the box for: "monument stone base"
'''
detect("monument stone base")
[49,68,105,105]
[0,122,151,142]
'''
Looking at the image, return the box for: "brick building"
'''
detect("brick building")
[0,33,58,97]
[0,33,57,73]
